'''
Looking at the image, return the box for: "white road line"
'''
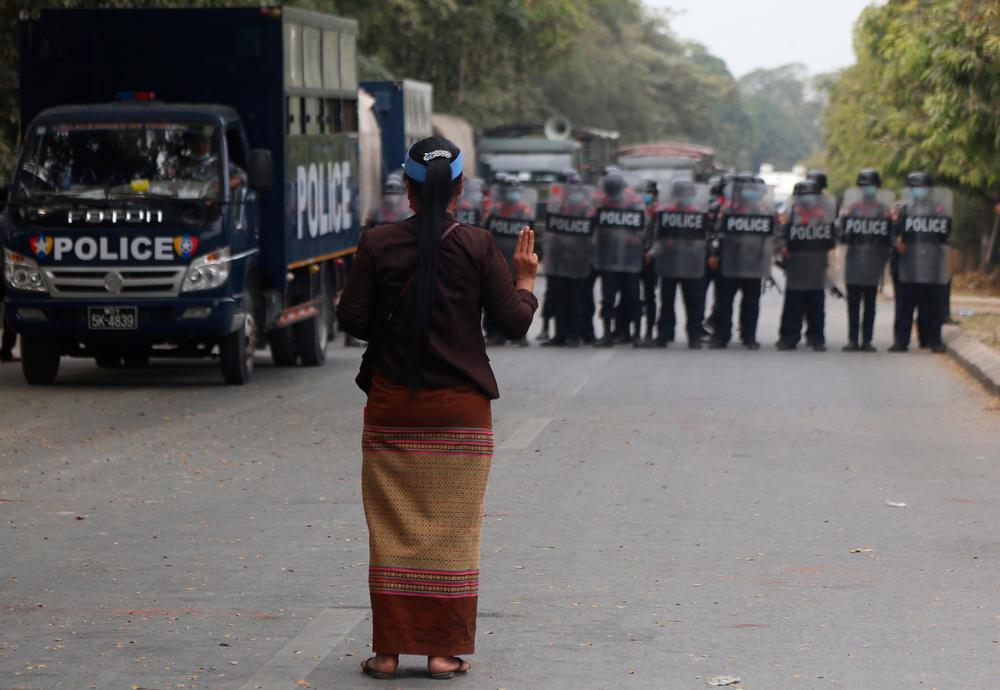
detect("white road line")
[238,608,365,690]
[557,375,590,397]
[590,350,613,364]
[500,417,552,450]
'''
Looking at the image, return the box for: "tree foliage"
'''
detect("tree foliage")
[738,64,824,171]
[0,0,826,182]
[822,0,1000,263]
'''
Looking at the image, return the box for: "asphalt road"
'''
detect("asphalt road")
[1,286,998,689]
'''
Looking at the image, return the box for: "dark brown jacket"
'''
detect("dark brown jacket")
[336,215,537,399]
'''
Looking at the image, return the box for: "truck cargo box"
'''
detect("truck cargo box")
[19,6,361,289]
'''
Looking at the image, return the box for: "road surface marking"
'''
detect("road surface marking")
[557,374,590,397]
[238,608,365,690]
[591,351,613,364]
[500,417,552,450]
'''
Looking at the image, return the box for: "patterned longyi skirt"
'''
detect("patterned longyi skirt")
[361,374,493,656]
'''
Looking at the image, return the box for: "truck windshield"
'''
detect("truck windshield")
[13,121,224,202]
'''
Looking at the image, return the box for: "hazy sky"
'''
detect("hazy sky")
[646,0,882,77]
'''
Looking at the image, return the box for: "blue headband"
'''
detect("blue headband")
[403,148,463,183]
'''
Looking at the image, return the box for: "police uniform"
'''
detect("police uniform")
[595,190,644,346]
[777,199,830,350]
[892,182,950,353]
[484,193,534,346]
[701,179,729,339]
[655,201,707,347]
[710,195,772,349]
[543,192,593,347]
[840,186,891,350]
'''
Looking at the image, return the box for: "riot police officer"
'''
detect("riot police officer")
[364,171,411,228]
[702,173,732,339]
[838,169,893,351]
[456,176,486,226]
[708,174,776,350]
[539,169,584,343]
[634,178,660,346]
[593,171,645,346]
[484,175,537,346]
[891,171,953,353]
[776,180,836,351]
[541,173,596,347]
[648,180,710,348]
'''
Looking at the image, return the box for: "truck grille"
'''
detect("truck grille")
[43,266,187,298]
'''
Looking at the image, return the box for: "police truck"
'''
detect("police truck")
[4,7,360,384]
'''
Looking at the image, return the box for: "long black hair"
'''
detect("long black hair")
[403,136,461,387]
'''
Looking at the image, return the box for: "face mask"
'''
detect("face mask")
[911,186,928,200]
[504,191,521,204]
[568,191,585,205]
[799,195,815,208]
[643,193,654,205]
[862,185,878,198]
[679,196,695,208]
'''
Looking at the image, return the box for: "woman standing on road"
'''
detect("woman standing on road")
[337,136,538,680]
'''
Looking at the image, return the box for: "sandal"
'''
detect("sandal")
[429,656,470,680]
[360,657,397,680]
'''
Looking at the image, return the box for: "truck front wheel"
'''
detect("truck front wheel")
[21,334,60,385]
[295,299,328,367]
[220,297,256,385]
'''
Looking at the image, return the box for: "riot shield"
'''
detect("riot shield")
[651,183,711,279]
[457,178,485,226]
[543,183,596,279]
[782,192,837,291]
[897,187,953,285]
[368,192,412,226]
[838,187,894,287]
[718,181,776,280]
[485,185,538,271]
[593,185,646,274]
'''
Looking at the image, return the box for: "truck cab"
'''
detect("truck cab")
[5,102,270,383]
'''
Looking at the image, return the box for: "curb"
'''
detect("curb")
[943,324,1000,396]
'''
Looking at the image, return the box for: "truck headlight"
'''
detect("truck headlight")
[4,249,48,293]
[181,247,231,292]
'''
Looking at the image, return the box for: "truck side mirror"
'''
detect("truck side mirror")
[248,149,272,193]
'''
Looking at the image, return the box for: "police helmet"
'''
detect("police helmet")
[856,168,881,188]
[906,170,933,187]
[637,178,659,195]
[385,170,405,195]
[558,168,580,183]
[602,172,626,198]
[602,165,623,178]
[806,170,828,191]
[672,180,696,198]
[793,180,819,196]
